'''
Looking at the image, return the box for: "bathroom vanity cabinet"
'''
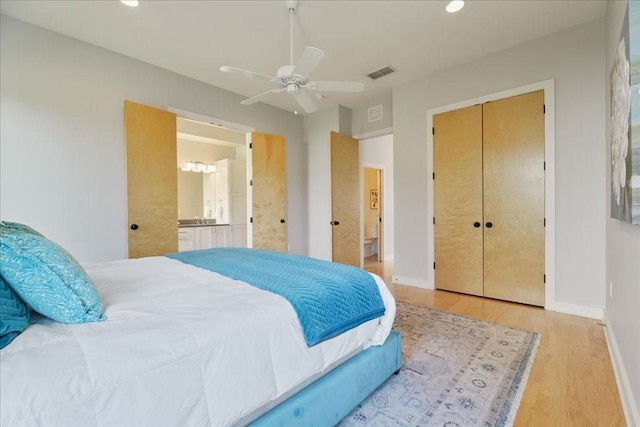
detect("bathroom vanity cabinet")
[178,225,230,252]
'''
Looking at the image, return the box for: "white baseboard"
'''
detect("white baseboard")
[391,275,434,289]
[603,310,640,427]
[552,301,603,320]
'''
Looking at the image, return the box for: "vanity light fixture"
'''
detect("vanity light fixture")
[181,161,216,174]
[446,0,464,13]
[182,161,196,171]
[120,0,140,7]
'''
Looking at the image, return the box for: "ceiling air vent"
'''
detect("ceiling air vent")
[367,65,396,80]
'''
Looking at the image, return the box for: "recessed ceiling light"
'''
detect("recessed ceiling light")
[446,0,464,13]
[120,0,139,7]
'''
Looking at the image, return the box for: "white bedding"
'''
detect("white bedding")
[0,256,395,427]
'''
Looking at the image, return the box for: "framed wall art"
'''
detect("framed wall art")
[611,0,640,225]
[370,189,379,210]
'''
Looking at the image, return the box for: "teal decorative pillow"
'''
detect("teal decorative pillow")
[0,275,30,349]
[0,220,45,237]
[0,230,106,324]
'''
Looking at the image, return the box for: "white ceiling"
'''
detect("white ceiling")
[0,0,606,114]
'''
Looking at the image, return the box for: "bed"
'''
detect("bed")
[0,231,400,427]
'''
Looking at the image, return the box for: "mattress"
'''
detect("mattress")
[0,256,395,427]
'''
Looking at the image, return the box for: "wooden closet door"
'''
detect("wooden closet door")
[251,132,287,252]
[483,91,545,306]
[433,105,484,296]
[124,101,178,258]
[331,131,360,267]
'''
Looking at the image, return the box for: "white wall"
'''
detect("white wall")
[360,134,394,261]
[605,1,640,424]
[393,18,606,312]
[0,15,307,261]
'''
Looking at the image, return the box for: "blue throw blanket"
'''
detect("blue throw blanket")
[166,248,385,347]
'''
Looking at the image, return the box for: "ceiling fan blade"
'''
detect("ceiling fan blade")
[292,47,325,78]
[293,91,317,113]
[240,88,285,106]
[220,65,274,82]
[305,80,364,93]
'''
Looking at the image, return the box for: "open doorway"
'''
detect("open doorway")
[170,108,254,250]
[363,166,382,263]
[360,132,394,268]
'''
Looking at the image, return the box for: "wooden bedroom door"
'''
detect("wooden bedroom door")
[330,131,360,267]
[433,105,484,296]
[483,91,545,306]
[433,90,545,306]
[251,132,287,252]
[124,101,178,258]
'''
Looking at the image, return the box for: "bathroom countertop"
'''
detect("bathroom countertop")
[178,223,229,228]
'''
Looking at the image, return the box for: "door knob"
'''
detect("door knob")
[330,221,340,226]
[473,222,481,228]
[280,219,286,223]
[485,222,493,228]
[130,224,139,230]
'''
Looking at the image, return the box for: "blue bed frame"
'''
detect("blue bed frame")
[250,330,402,426]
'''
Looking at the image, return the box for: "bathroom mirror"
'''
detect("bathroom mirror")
[177,169,216,219]
[177,139,243,221]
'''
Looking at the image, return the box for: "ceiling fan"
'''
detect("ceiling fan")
[220,0,364,114]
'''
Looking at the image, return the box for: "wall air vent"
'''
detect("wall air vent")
[367,65,396,80]
[368,105,383,122]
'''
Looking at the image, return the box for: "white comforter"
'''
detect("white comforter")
[0,256,395,427]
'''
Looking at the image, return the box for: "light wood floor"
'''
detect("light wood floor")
[364,259,626,426]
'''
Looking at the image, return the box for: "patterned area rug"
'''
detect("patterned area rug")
[339,302,540,427]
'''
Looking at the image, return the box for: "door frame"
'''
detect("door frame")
[426,79,556,310]
[362,162,385,265]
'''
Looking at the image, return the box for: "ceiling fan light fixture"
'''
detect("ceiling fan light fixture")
[446,0,465,13]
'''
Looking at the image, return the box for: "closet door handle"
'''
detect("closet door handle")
[473,222,481,228]
[485,222,493,228]
[280,219,286,224]
[330,221,340,226]
[130,223,139,230]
